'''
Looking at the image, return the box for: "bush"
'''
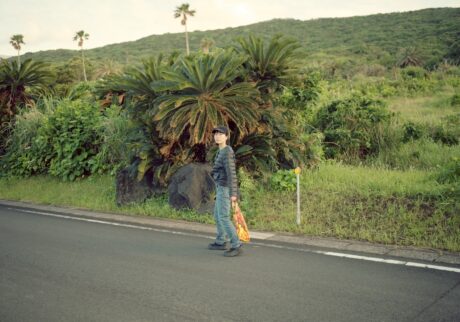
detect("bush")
[431,126,459,146]
[96,105,137,174]
[0,108,53,176]
[400,66,428,80]
[436,157,460,198]
[46,99,103,180]
[403,121,425,142]
[1,98,107,180]
[451,93,460,106]
[270,169,297,191]
[314,94,392,160]
[437,157,460,184]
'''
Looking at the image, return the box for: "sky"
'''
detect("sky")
[1,0,459,56]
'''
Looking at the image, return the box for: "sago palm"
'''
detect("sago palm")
[96,55,165,120]
[9,34,25,67]
[236,35,300,100]
[174,3,196,55]
[152,51,261,162]
[0,59,51,115]
[0,59,51,153]
[73,30,90,82]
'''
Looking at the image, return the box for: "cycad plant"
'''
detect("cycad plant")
[152,50,261,162]
[101,36,304,185]
[0,59,51,154]
[0,59,51,119]
[236,35,300,101]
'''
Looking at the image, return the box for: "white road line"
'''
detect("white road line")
[12,208,214,240]
[10,207,460,274]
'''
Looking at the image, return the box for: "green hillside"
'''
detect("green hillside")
[20,7,460,68]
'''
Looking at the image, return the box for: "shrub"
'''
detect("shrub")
[451,93,460,107]
[437,157,460,184]
[270,169,297,191]
[314,94,392,160]
[436,157,460,198]
[0,108,52,176]
[403,121,425,142]
[400,66,428,80]
[96,105,137,174]
[46,99,103,180]
[431,126,459,146]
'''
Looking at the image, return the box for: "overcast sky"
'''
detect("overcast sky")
[1,0,459,55]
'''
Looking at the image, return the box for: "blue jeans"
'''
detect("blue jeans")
[214,185,241,248]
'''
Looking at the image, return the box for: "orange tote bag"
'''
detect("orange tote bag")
[232,202,250,242]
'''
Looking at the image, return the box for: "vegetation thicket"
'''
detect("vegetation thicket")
[0,7,459,251]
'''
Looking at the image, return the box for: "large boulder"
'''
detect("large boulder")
[168,163,215,214]
[115,168,163,206]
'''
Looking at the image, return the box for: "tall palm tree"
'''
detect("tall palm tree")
[174,3,195,55]
[9,34,25,67]
[73,30,90,82]
[200,37,215,54]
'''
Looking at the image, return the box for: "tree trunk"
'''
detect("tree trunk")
[81,49,87,82]
[185,24,190,55]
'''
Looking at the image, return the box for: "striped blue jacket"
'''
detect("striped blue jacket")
[211,146,239,198]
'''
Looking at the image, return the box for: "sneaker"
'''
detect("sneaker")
[208,242,228,250]
[224,246,242,257]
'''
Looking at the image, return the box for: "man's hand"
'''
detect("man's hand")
[231,196,237,202]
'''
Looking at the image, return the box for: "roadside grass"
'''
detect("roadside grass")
[242,162,458,251]
[1,162,458,251]
[0,175,214,224]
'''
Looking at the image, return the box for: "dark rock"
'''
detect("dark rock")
[168,163,215,214]
[115,168,163,206]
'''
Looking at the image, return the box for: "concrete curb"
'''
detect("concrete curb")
[1,199,459,266]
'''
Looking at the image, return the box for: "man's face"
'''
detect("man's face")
[214,132,227,144]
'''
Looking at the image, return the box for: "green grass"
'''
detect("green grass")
[0,175,214,224]
[1,162,458,252]
[387,89,458,124]
[371,139,460,170]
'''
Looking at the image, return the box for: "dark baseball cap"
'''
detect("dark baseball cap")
[212,126,229,135]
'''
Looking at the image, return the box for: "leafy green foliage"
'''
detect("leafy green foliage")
[451,93,460,106]
[0,108,52,176]
[1,99,107,180]
[0,59,51,153]
[236,35,300,98]
[403,121,425,142]
[436,157,460,184]
[46,99,103,180]
[99,35,301,184]
[269,169,297,192]
[96,105,137,175]
[153,50,260,148]
[314,94,392,160]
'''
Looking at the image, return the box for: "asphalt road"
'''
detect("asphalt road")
[1,205,459,322]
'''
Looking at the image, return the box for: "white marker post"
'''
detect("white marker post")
[294,167,301,225]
